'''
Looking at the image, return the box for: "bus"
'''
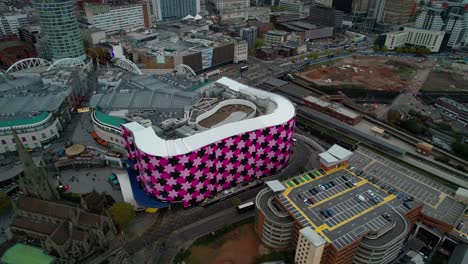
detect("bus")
[237,201,255,213]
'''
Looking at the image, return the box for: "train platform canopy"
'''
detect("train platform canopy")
[266,180,286,192]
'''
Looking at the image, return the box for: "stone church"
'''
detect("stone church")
[9,131,117,262]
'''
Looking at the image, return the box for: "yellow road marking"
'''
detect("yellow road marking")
[326,194,396,231]
[308,180,366,209]
[283,191,332,243]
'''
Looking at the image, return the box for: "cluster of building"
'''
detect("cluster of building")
[0,64,89,154]
[255,145,467,264]
[384,1,468,52]
[435,97,468,125]
[4,131,117,263]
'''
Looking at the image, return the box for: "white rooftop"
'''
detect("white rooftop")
[300,226,327,247]
[327,144,353,161]
[266,180,286,192]
[319,152,339,163]
[124,77,295,157]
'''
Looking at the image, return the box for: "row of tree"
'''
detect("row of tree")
[374,45,431,55]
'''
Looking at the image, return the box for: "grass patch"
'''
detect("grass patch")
[192,217,254,248]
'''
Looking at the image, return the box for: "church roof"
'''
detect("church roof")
[50,223,70,245]
[16,196,72,220]
[78,212,102,228]
[11,216,58,235]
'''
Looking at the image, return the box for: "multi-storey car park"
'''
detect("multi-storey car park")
[255,147,467,264]
[120,77,296,207]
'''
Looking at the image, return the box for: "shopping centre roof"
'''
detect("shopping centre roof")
[124,77,296,157]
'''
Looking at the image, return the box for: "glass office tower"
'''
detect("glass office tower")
[32,0,86,61]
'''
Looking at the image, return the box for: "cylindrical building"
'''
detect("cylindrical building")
[255,188,295,249]
[32,0,86,61]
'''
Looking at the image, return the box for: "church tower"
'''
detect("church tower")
[13,130,59,201]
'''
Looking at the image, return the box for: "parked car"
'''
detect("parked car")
[307,197,316,205]
[345,182,353,188]
[329,181,336,187]
[357,170,364,176]
[320,210,327,218]
[293,178,300,185]
[403,196,414,202]
[382,213,392,221]
[341,175,349,181]
[297,194,303,200]
[397,193,404,199]
[356,194,366,202]
[325,209,334,217]
[366,190,375,197]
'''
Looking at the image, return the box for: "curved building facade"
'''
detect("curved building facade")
[32,0,86,61]
[255,188,295,249]
[122,77,296,207]
[353,210,410,264]
[0,112,61,153]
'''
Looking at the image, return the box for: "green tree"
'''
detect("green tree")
[381,45,389,52]
[108,202,135,230]
[452,142,468,159]
[373,44,380,51]
[387,110,402,125]
[255,38,265,48]
[0,192,11,213]
[312,52,319,60]
[409,46,417,53]
[401,119,426,134]
[396,47,404,53]
[231,197,241,207]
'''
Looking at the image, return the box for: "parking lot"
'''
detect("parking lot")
[278,168,401,249]
[349,148,465,228]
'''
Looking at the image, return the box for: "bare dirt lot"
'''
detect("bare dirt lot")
[421,70,468,92]
[299,55,429,92]
[186,224,261,264]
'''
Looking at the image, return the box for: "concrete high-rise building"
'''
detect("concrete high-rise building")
[314,0,333,8]
[414,4,468,49]
[0,13,29,39]
[384,27,445,52]
[368,0,414,25]
[295,227,327,264]
[84,3,145,35]
[279,0,304,13]
[32,0,86,61]
[415,6,445,31]
[240,26,258,49]
[445,13,468,49]
[309,4,345,31]
[212,0,250,11]
[159,0,200,20]
[352,0,371,13]
[255,0,280,6]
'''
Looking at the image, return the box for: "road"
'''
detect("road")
[86,136,318,264]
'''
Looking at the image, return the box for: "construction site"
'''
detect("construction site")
[297,55,427,92]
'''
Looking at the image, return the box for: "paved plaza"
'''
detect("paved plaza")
[54,167,124,202]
